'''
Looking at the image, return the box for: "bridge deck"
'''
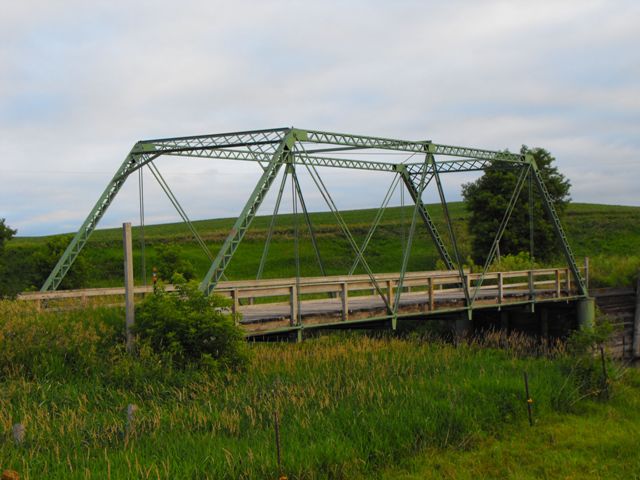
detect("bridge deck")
[20,267,586,338]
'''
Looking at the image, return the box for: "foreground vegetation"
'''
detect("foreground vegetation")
[0,300,630,479]
[382,371,640,479]
[4,202,639,294]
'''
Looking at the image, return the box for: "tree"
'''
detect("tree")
[461,146,571,264]
[0,219,18,297]
[0,218,16,252]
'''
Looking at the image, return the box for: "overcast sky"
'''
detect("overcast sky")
[1,0,638,236]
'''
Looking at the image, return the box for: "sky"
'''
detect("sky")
[1,0,638,236]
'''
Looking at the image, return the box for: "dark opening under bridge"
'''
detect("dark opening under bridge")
[37,127,594,338]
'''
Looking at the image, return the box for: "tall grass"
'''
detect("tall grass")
[0,302,610,479]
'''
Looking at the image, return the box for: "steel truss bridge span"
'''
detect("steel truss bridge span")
[41,127,589,331]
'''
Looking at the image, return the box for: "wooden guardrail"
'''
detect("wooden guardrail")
[18,267,586,324]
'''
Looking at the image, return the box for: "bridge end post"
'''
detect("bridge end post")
[576,297,595,330]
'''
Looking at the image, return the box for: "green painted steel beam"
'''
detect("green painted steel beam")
[141,127,289,150]
[397,165,456,270]
[143,127,525,162]
[161,149,522,174]
[200,131,297,295]
[41,148,157,291]
[531,158,588,296]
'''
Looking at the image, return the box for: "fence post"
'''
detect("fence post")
[498,272,503,305]
[341,282,348,321]
[123,222,135,353]
[428,277,435,311]
[232,289,239,325]
[386,280,394,308]
[584,256,590,290]
[555,269,561,298]
[125,403,138,441]
[12,423,25,446]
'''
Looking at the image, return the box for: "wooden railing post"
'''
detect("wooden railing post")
[498,272,503,305]
[584,256,590,290]
[566,268,571,295]
[290,285,298,326]
[428,277,434,311]
[341,282,348,321]
[555,269,561,298]
[528,270,534,301]
[231,288,239,324]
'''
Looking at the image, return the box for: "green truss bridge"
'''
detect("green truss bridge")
[37,127,595,338]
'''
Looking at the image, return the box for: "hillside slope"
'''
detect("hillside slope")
[6,202,640,289]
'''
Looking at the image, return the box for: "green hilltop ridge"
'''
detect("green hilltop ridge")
[6,202,640,290]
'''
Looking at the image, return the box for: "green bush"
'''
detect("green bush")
[134,278,249,370]
[154,243,196,281]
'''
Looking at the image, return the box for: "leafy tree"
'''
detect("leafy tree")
[462,146,571,264]
[0,218,16,252]
[154,243,196,282]
[0,219,18,297]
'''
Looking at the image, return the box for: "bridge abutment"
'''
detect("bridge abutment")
[576,297,595,329]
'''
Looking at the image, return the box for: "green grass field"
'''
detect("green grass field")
[2,202,639,478]
[1,299,634,479]
[8,202,640,290]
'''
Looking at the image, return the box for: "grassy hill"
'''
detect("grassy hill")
[7,202,640,289]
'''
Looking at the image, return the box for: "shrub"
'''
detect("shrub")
[154,243,196,281]
[134,277,249,370]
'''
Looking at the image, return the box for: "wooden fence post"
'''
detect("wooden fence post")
[123,223,135,353]
[12,423,25,445]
